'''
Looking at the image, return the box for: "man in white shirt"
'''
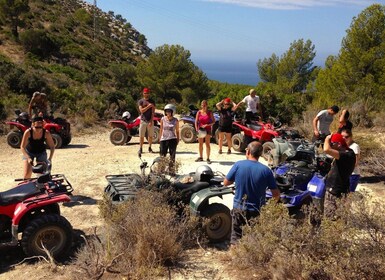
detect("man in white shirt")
[237,89,262,124]
[312,105,339,142]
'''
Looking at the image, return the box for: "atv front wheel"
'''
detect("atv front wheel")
[180,124,197,143]
[110,128,128,145]
[215,128,228,146]
[262,141,275,165]
[51,133,63,149]
[202,203,232,242]
[6,131,23,148]
[146,126,160,144]
[21,214,73,261]
[231,133,246,152]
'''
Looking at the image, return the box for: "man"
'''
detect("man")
[237,89,262,124]
[312,105,340,142]
[28,92,48,118]
[138,87,155,155]
[224,141,280,245]
[323,133,356,219]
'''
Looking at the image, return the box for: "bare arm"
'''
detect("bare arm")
[271,188,281,202]
[313,116,319,136]
[339,109,347,123]
[195,111,200,131]
[45,131,55,161]
[324,135,340,159]
[223,178,233,186]
[159,118,164,139]
[21,130,32,163]
[216,100,223,111]
[175,119,180,143]
[231,101,238,111]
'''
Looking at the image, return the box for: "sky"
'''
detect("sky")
[85,0,383,84]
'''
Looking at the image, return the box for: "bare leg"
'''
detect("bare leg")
[148,124,152,148]
[198,138,204,158]
[226,132,232,150]
[205,134,211,160]
[218,131,224,151]
[23,159,32,179]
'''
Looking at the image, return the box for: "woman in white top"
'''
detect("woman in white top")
[341,129,360,192]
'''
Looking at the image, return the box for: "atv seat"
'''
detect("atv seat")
[173,181,210,194]
[0,182,42,206]
[247,124,262,131]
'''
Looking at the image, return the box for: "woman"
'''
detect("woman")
[216,97,237,154]
[337,109,353,133]
[20,116,55,179]
[195,100,215,164]
[159,104,179,170]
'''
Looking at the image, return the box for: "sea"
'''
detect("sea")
[193,59,260,86]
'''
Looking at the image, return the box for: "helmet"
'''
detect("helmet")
[197,128,207,138]
[122,111,131,119]
[194,165,214,182]
[19,112,29,120]
[164,104,176,115]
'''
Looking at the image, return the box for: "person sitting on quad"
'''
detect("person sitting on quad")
[216,97,238,154]
[28,92,49,118]
[122,111,131,123]
[20,116,55,179]
[236,89,262,124]
[337,109,353,133]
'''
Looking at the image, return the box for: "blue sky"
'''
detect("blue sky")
[85,0,383,84]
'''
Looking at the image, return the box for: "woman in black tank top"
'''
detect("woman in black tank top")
[20,116,55,179]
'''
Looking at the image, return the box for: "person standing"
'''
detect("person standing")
[20,116,55,179]
[138,87,155,155]
[312,105,340,142]
[195,100,215,164]
[337,109,353,133]
[323,133,356,219]
[223,141,280,245]
[216,97,237,154]
[28,92,48,118]
[159,104,179,173]
[340,129,360,192]
[236,89,262,124]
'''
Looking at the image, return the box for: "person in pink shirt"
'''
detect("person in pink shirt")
[195,100,215,164]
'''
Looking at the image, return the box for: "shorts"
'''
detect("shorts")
[23,150,47,163]
[218,125,232,133]
[139,120,154,138]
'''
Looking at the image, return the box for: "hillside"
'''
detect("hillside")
[0,0,151,121]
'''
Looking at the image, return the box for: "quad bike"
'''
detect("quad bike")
[0,162,74,260]
[104,156,228,242]
[5,108,72,149]
[108,112,163,145]
[180,104,220,143]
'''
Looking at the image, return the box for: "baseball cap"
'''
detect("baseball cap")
[32,116,44,122]
[330,105,340,113]
[143,88,150,93]
[330,133,349,148]
[224,98,231,104]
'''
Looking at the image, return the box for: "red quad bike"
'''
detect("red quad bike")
[108,112,163,145]
[6,109,72,149]
[0,162,74,260]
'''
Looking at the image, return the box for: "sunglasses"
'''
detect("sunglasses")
[224,103,231,105]
[342,135,350,139]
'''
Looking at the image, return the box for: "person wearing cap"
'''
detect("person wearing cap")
[138,87,156,155]
[28,91,48,118]
[223,141,280,245]
[337,109,353,133]
[20,116,55,179]
[312,105,340,142]
[195,100,215,164]
[323,133,356,219]
[216,97,238,154]
[236,89,262,124]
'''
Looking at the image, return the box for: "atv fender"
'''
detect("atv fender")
[190,185,234,215]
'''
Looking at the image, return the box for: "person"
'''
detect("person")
[20,116,55,179]
[337,109,353,133]
[323,133,356,219]
[236,89,262,124]
[223,141,280,245]
[312,105,340,142]
[28,92,48,118]
[216,98,237,154]
[138,87,155,155]
[195,100,215,164]
[159,104,179,173]
[340,129,360,192]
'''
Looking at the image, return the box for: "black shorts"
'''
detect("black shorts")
[218,125,232,133]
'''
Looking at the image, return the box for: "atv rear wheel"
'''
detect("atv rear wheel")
[146,126,160,144]
[262,141,275,165]
[215,128,228,146]
[21,214,73,261]
[180,124,197,143]
[202,203,232,242]
[7,131,23,148]
[51,133,63,149]
[110,128,128,145]
[231,133,246,152]
[62,135,72,146]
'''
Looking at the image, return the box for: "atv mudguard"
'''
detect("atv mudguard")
[190,185,234,215]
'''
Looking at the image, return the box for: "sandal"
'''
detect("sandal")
[207,159,212,164]
[195,157,203,162]
[227,150,231,154]
[218,150,222,154]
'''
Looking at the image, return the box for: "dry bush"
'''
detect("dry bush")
[231,194,385,280]
[71,190,201,279]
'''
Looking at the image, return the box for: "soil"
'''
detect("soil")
[0,128,383,279]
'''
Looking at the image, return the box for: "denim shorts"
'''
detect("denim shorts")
[23,150,48,163]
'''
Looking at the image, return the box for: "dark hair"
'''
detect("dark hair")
[340,128,352,137]
[344,110,350,120]
[247,141,263,158]
[32,116,43,122]
[330,105,340,113]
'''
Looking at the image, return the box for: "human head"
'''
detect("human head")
[223,98,231,107]
[201,100,208,109]
[340,129,353,145]
[164,104,176,116]
[328,105,340,115]
[142,87,150,97]
[246,141,263,159]
[330,133,349,150]
[249,89,256,97]
[32,116,44,128]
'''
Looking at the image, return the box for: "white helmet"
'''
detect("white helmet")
[122,111,131,119]
[194,165,214,182]
[164,104,176,115]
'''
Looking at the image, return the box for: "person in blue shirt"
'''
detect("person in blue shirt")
[224,141,280,245]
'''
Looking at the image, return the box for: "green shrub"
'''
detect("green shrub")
[19,29,60,58]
